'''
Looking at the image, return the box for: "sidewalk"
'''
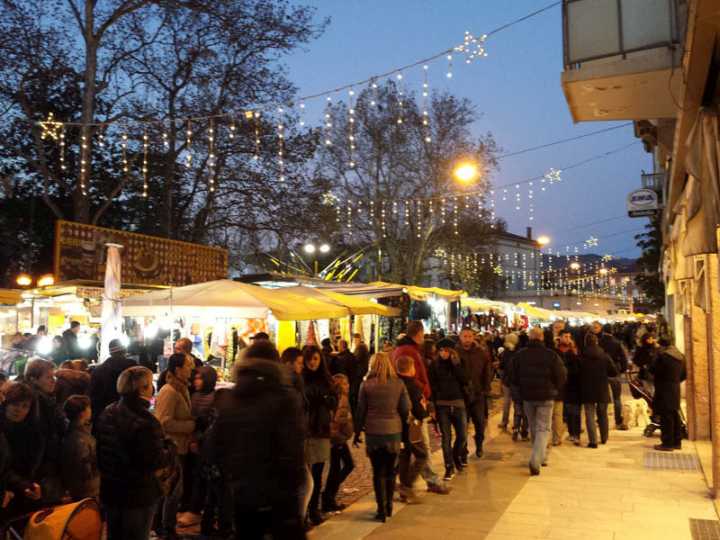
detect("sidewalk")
[310,418,718,540]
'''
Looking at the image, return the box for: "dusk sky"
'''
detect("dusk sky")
[282,0,653,258]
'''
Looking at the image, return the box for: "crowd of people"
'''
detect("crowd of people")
[0,318,686,539]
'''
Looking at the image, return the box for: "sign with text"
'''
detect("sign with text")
[627,188,659,218]
[54,220,228,286]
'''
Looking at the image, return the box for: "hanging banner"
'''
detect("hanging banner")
[627,188,660,218]
[54,220,228,286]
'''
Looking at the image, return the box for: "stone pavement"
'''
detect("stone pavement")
[310,417,719,540]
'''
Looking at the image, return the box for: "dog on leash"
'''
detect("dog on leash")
[622,399,651,428]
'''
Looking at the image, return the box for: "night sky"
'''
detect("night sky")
[282,0,653,258]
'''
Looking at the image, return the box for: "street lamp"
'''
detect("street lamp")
[16,273,32,287]
[303,243,331,275]
[452,161,480,184]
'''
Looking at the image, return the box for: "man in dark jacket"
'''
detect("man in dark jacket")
[329,339,355,377]
[89,339,137,424]
[207,358,306,539]
[510,327,566,475]
[456,327,492,458]
[580,334,618,447]
[592,321,629,430]
[650,337,687,451]
[61,321,82,361]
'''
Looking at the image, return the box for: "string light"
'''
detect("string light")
[142,129,149,198]
[324,96,333,146]
[254,112,261,160]
[208,119,216,192]
[348,89,356,168]
[59,127,66,172]
[299,102,306,127]
[80,132,88,194]
[276,109,285,182]
[185,120,193,168]
[422,65,431,143]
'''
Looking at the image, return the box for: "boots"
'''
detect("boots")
[373,475,386,522]
[385,475,395,517]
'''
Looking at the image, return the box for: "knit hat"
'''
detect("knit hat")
[108,338,125,354]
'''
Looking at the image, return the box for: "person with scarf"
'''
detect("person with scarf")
[556,330,582,445]
[154,353,196,539]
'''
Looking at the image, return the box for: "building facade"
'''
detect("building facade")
[561,0,720,496]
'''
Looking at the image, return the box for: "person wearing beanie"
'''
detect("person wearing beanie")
[89,338,136,425]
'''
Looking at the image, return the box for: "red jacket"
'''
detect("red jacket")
[392,337,431,400]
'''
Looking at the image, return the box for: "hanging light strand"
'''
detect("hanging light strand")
[142,129,149,198]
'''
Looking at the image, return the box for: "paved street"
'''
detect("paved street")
[311,414,718,540]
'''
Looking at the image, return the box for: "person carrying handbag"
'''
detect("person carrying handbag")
[396,356,429,504]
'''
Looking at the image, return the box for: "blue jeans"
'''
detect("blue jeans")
[436,405,467,469]
[106,503,157,540]
[524,400,553,471]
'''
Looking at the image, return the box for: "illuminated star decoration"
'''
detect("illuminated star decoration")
[456,31,488,64]
[584,236,599,249]
[544,168,562,184]
[322,191,339,206]
[39,112,63,141]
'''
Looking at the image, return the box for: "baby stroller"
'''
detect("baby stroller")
[3,498,102,540]
[626,370,688,439]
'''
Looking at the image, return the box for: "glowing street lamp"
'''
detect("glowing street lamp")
[16,273,32,287]
[452,161,480,184]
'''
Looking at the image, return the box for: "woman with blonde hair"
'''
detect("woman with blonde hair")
[353,352,410,522]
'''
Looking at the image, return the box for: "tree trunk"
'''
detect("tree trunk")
[75,0,97,224]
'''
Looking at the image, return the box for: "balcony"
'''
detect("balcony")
[562,0,685,122]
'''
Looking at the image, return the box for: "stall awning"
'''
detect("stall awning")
[122,280,350,321]
[462,297,515,313]
[0,289,21,305]
[283,286,400,317]
[367,281,466,301]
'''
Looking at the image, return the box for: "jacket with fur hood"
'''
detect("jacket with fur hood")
[206,358,305,509]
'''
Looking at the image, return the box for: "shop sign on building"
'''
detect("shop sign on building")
[54,220,228,286]
[627,188,660,218]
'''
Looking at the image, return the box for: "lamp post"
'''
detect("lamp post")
[304,243,331,276]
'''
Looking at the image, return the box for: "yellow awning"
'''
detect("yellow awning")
[122,280,350,321]
[284,286,400,317]
[0,289,21,305]
[368,281,466,301]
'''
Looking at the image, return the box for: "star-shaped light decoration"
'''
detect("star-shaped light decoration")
[39,112,63,141]
[584,236,599,249]
[321,191,339,206]
[455,31,488,64]
[543,168,562,185]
